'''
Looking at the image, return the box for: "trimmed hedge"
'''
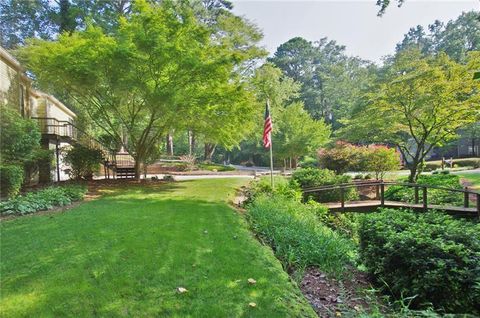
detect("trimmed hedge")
[359,209,480,314]
[384,174,463,206]
[0,184,87,215]
[291,168,359,202]
[0,165,24,198]
[247,194,354,274]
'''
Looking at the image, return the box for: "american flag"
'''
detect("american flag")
[263,102,272,148]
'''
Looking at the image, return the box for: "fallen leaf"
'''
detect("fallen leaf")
[248,302,256,308]
[247,278,256,285]
[177,287,188,293]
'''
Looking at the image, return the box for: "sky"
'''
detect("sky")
[231,0,480,63]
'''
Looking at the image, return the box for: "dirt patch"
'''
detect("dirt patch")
[300,267,375,317]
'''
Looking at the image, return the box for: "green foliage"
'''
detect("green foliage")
[0,184,87,215]
[63,144,104,180]
[0,105,42,165]
[341,49,480,182]
[247,194,354,274]
[21,0,264,179]
[0,165,24,198]
[359,209,480,314]
[291,168,359,202]
[298,156,318,168]
[318,142,365,174]
[274,102,330,162]
[384,174,463,205]
[396,11,480,62]
[244,177,302,205]
[364,146,400,180]
[269,37,376,128]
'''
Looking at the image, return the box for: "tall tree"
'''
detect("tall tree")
[269,37,375,126]
[340,49,480,182]
[21,0,263,179]
[396,11,480,63]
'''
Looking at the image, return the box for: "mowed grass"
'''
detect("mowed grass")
[456,171,480,189]
[1,179,315,317]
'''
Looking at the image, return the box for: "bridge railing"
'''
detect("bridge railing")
[302,180,480,217]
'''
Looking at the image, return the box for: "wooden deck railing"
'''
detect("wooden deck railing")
[302,180,480,217]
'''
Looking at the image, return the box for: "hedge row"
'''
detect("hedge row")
[0,184,88,215]
[359,209,480,314]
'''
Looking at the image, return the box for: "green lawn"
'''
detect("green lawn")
[456,172,480,189]
[1,179,315,317]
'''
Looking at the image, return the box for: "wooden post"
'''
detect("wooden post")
[380,183,385,207]
[414,186,419,204]
[477,194,480,219]
[340,187,345,212]
[464,190,469,208]
[423,187,427,212]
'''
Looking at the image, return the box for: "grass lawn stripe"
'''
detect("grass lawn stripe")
[1,178,315,317]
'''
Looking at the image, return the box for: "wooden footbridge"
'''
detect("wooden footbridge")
[302,181,480,218]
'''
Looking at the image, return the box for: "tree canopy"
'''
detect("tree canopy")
[340,49,480,182]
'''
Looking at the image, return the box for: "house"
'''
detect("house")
[0,46,78,183]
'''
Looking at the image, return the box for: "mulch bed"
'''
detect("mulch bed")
[300,267,374,317]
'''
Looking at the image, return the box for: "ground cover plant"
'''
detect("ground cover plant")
[0,178,316,317]
[247,193,354,275]
[384,174,464,206]
[358,209,480,315]
[0,184,87,215]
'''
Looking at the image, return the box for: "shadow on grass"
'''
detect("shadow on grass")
[1,181,314,317]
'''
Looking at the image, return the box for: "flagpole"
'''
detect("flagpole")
[267,99,274,189]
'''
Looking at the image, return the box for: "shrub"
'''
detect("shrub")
[298,156,318,168]
[247,194,354,274]
[63,144,104,180]
[359,209,480,314]
[244,177,302,205]
[0,106,42,164]
[318,141,365,174]
[0,165,24,198]
[454,158,480,169]
[291,168,359,202]
[384,174,463,206]
[0,184,87,215]
[424,162,441,172]
[353,174,364,180]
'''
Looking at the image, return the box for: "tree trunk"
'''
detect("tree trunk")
[204,143,216,162]
[134,158,141,181]
[188,130,195,155]
[166,134,174,156]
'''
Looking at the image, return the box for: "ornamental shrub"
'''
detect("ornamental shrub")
[0,184,87,215]
[63,144,104,180]
[359,209,480,314]
[247,194,353,274]
[0,165,24,198]
[318,141,366,174]
[291,168,358,202]
[362,146,400,180]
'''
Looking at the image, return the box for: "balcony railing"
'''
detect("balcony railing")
[31,117,115,162]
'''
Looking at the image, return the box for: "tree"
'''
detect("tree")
[269,37,376,127]
[0,0,131,48]
[363,146,400,180]
[340,49,480,182]
[274,102,330,168]
[21,0,263,179]
[376,0,405,16]
[396,11,480,63]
